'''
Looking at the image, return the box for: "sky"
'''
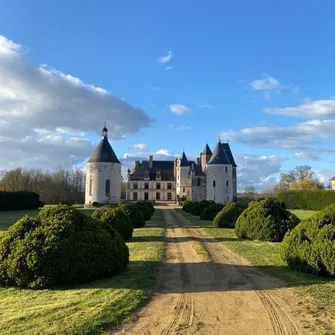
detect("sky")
[1,0,335,191]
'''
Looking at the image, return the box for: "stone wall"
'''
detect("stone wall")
[85,162,121,205]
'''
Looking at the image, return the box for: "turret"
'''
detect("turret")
[201,143,212,171]
[85,125,121,205]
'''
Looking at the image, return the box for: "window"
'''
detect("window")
[167,192,172,200]
[197,178,201,186]
[144,171,149,180]
[183,187,185,193]
[144,183,149,189]
[213,181,216,187]
[156,171,161,179]
[133,183,138,189]
[167,183,172,189]
[89,179,92,195]
[156,183,161,189]
[156,192,160,200]
[225,166,228,173]
[105,179,110,196]
[226,181,229,186]
[144,192,149,200]
[133,192,138,201]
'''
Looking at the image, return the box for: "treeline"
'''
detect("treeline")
[0,168,85,204]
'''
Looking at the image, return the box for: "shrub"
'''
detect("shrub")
[281,203,335,277]
[38,201,44,208]
[92,207,133,241]
[235,199,300,242]
[60,201,72,206]
[91,201,100,207]
[182,201,193,212]
[213,202,244,228]
[135,202,153,221]
[200,203,224,221]
[0,205,129,289]
[119,203,145,228]
[190,200,214,216]
[277,190,335,210]
[0,191,40,211]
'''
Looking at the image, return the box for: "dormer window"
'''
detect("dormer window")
[144,170,150,180]
[156,171,161,180]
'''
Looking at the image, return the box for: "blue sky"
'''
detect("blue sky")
[1,0,335,190]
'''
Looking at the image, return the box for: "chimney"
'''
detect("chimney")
[134,160,140,170]
[149,155,153,168]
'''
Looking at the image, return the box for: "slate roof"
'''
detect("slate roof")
[180,151,189,166]
[330,176,335,181]
[88,137,121,164]
[202,144,212,156]
[129,160,175,181]
[221,143,237,167]
[207,141,233,165]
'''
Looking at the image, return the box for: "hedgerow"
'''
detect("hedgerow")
[213,202,244,228]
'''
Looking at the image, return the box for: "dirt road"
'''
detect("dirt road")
[114,208,321,335]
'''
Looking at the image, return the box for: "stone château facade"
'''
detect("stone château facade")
[85,126,121,205]
[127,140,237,204]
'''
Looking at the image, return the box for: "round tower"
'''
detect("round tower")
[206,140,233,204]
[85,125,121,205]
[175,151,191,199]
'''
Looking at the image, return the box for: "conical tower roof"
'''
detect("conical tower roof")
[202,143,212,156]
[88,126,121,164]
[207,141,230,165]
[180,151,189,167]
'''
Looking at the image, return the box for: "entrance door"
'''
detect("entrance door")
[144,192,149,201]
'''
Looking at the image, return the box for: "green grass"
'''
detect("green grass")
[177,209,335,321]
[0,210,165,335]
[289,209,317,221]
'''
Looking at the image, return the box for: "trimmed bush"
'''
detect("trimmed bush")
[281,203,335,276]
[190,200,214,216]
[277,190,335,210]
[213,202,244,228]
[0,205,129,289]
[0,191,40,211]
[200,203,224,221]
[119,203,145,228]
[135,202,153,221]
[60,201,72,206]
[92,207,133,241]
[235,199,300,242]
[182,201,193,212]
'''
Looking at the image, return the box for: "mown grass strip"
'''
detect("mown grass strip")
[177,209,335,316]
[0,209,165,335]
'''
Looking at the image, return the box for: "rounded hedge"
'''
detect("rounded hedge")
[119,203,145,228]
[281,203,335,276]
[92,207,133,241]
[0,205,129,289]
[190,200,214,216]
[135,202,152,221]
[182,201,193,212]
[213,202,244,228]
[137,201,155,216]
[200,203,224,221]
[235,199,300,242]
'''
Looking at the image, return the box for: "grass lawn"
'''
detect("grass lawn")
[289,209,317,221]
[0,209,165,335]
[177,209,335,323]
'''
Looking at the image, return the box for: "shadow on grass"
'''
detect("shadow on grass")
[130,235,237,243]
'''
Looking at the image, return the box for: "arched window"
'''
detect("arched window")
[89,179,92,196]
[105,179,110,196]
[197,178,201,186]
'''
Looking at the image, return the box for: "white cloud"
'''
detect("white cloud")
[165,66,173,70]
[0,35,152,169]
[133,143,148,152]
[158,50,173,64]
[169,124,191,131]
[294,151,321,161]
[169,104,191,115]
[197,103,214,109]
[236,154,286,191]
[155,149,171,156]
[264,99,335,118]
[251,74,281,91]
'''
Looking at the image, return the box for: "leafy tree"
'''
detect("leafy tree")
[244,186,256,194]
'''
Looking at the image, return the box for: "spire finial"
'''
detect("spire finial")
[102,123,108,139]
[218,134,221,143]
